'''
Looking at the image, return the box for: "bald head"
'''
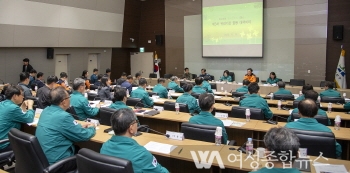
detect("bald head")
[298,99,318,118]
[50,87,69,106]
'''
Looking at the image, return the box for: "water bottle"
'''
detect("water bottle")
[34,85,38,91]
[175,103,180,114]
[299,91,302,96]
[343,93,347,98]
[221,87,224,92]
[270,93,274,100]
[126,89,130,97]
[245,109,251,122]
[168,92,171,99]
[84,92,88,99]
[114,79,116,83]
[246,138,254,155]
[215,127,222,146]
[224,90,227,97]
[334,115,341,130]
[317,96,321,103]
[278,100,282,110]
[327,102,332,113]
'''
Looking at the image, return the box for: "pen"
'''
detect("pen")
[178,148,183,155]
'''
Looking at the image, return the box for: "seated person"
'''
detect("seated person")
[37,75,58,109]
[201,76,213,93]
[35,72,45,89]
[320,81,341,97]
[29,69,37,89]
[70,78,100,120]
[116,72,127,85]
[81,70,91,89]
[90,68,99,84]
[285,99,342,158]
[120,75,133,95]
[104,68,111,79]
[273,81,293,95]
[98,77,113,101]
[243,68,256,83]
[266,72,279,84]
[131,78,154,107]
[132,72,141,86]
[56,72,71,92]
[236,80,250,93]
[192,77,207,94]
[0,84,9,102]
[18,72,33,98]
[198,68,210,78]
[183,67,192,80]
[167,76,184,93]
[239,82,273,119]
[36,87,96,165]
[295,84,313,101]
[110,87,131,110]
[0,85,34,152]
[176,84,201,114]
[100,108,169,173]
[94,74,103,87]
[220,70,232,82]
[152,78,168,98]
[249,127,300,173]
[189,93,228,144]
[287,90,330,125]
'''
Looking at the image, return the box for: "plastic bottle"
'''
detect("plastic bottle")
[175,103,180,114]
[246,138,254,155]
[245,109,251,122]
[343,93,347,98]
[126,89,130,97]
[334,115,341,130]
[270,93,274,100]
[317,96,321,103]
[224,90,227,97]
[34,86,38,91]
[327,102,332,113]
[278,100,282,110]
[84,92,88,99]
[215,127,222,145]
[168,92,171,99]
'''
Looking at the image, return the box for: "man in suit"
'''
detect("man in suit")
[35,72,45,89]
[37,75,58,109]
[18,72,32,98]
[320,81,341,97]
[116,72,127,85]
[22,58,34,73]
[198,68,210,78]
[90,68,99,84]
[120,75,133,95]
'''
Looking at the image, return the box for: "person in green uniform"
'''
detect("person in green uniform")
[287,90,330,125]
[70,78,100,120]
[320,81,341,97]
[192,77,207,94]
[0,85,34,152]
[202,76,213,93]
[100,108,169,173]
[167,76,184,93]
[189,93,228,144]
[266,72,279,84]
[183,67,192,80]
[131,78,154,107]
[273,81,293,95]
[110,87,131,110]
[295,84,313,101]
[236,80,250,93]
[219,70,232,82]
[239,82,273,119]
[152,78,168,98]
[36,87,96,165]
[285,99,342,158]
[176,83,201,114]
[249,127,301,173]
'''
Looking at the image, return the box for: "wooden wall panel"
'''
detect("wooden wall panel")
[111,48,138,81]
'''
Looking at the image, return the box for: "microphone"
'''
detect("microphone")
[0,79,4,84]
[137,125,170,138]
[237,138,263,154]
[266,114,288,125]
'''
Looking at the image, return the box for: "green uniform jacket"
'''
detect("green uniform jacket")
[239,94,273,119]
[295,95,305,101]
[250,167,301,173]
[287,108,331,125]
[220,76,232,82]
[131,87,154,107]
[0,100,35,149]
[100,135,169,173]
[167,81,184,93]
[36,105,96,164]
[202,81,213,93]
[109,101,131,110]
[344,102,350,109]
[320,89,341,97]
[152,84,168,98]
[176,93,201,113]
[70,91,99,120]
[236,86,248,93]
[192,85,207,94]
[285,118,342,158]
[189,111,228,144]
[266,78,280,84]
[274,88,293,95]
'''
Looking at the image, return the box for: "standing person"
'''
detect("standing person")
[132,72,141,86]
[35,72,45,89]
[220,70,232,82]
[22,58,34,73]
[183,67,192,80]
[243,68,256,83]
[37,75,58,109]
[81,70,91,89]
[90,68,99,84]
[176,84,201,113]
[97,77,113,101]
[266,72,279,84]
[152,78,168,98]
[168,76,184,93]
[120,75,133,95]
[18,72,32,97]
[130,78,154,107]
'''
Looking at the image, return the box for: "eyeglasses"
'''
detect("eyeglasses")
[130,119,139,126]
[61,96,71,102]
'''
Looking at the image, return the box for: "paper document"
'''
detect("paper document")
[214,96,222,99]
[27,118,39,126]
[231,121,246,127]
[89,101,100,108]
[221,120,233,126]
[314,163,347,173]
[35,108,43,115]
[143,141,177,154]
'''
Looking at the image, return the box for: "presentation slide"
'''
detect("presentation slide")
[202,0,263,57]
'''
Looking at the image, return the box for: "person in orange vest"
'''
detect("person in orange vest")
[243,68,256,83]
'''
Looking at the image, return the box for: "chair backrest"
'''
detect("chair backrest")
[231,92,246,98]
[210,75,215,81]
[278,78,282,82]
[255,77,259,83]
[289,129,336,158]
[191,93,201,99]
[228,72,235,82]
[99,107,117,126]
[181,122,221,143]
[88,93,98,101]
[290,79,305,86]
[290,113,329,126]
[210,83,216,90]
[163,101,189,113]
[180,81,187,87]
[273,94,295,101]
[66,106,79,120]
[126,97,142,106]
[239,96,246,101]
[191,74,197,79]
[319,81,335,88]
[90,85,98,90]
[8,128,50,173]
[164,74,173,79]
[231,107,264,120]
[149,73,157,78]
[320,97,345,104]
[77,148,134,173]
[148,92,158,97]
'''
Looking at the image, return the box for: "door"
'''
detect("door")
[55,54,68,79]
[130,52,153,77]
[88,54,98,75]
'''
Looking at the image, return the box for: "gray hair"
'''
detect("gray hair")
[170,76,178,81]
[264,127,300,162]
[50,87,68,105]
[73,78,85,90]
[111,108,137,135]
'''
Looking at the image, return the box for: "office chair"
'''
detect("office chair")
[0,139,14,169]
[228,72,235,82]
[255,77,259,83]
[77,148,134,173]
[290,79,305,86]
[164,74,173,79]
[90,85,98,90]
[293,100,320,108]
[8,128,77,173]
[181,123,223,143]
[191,93,201,99]
[320,81,335,88]
[231,92,246,98]
[210,75,215,81]
[126,97,142,106]
[239,96,247,101]
[320,97,345,104]
[291,113,329,126]
[149,73,157,78]
[180,81,187,87]
[210,83,216,90]
[289,129,336,158]
[99,107,117,126]
[231,107,264,120]
[273,94,295,101]
[66,106,79,120]
[191,74,197,79]
[163,101,189,113]
[87,93,98,101]
[148,92,158,97]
